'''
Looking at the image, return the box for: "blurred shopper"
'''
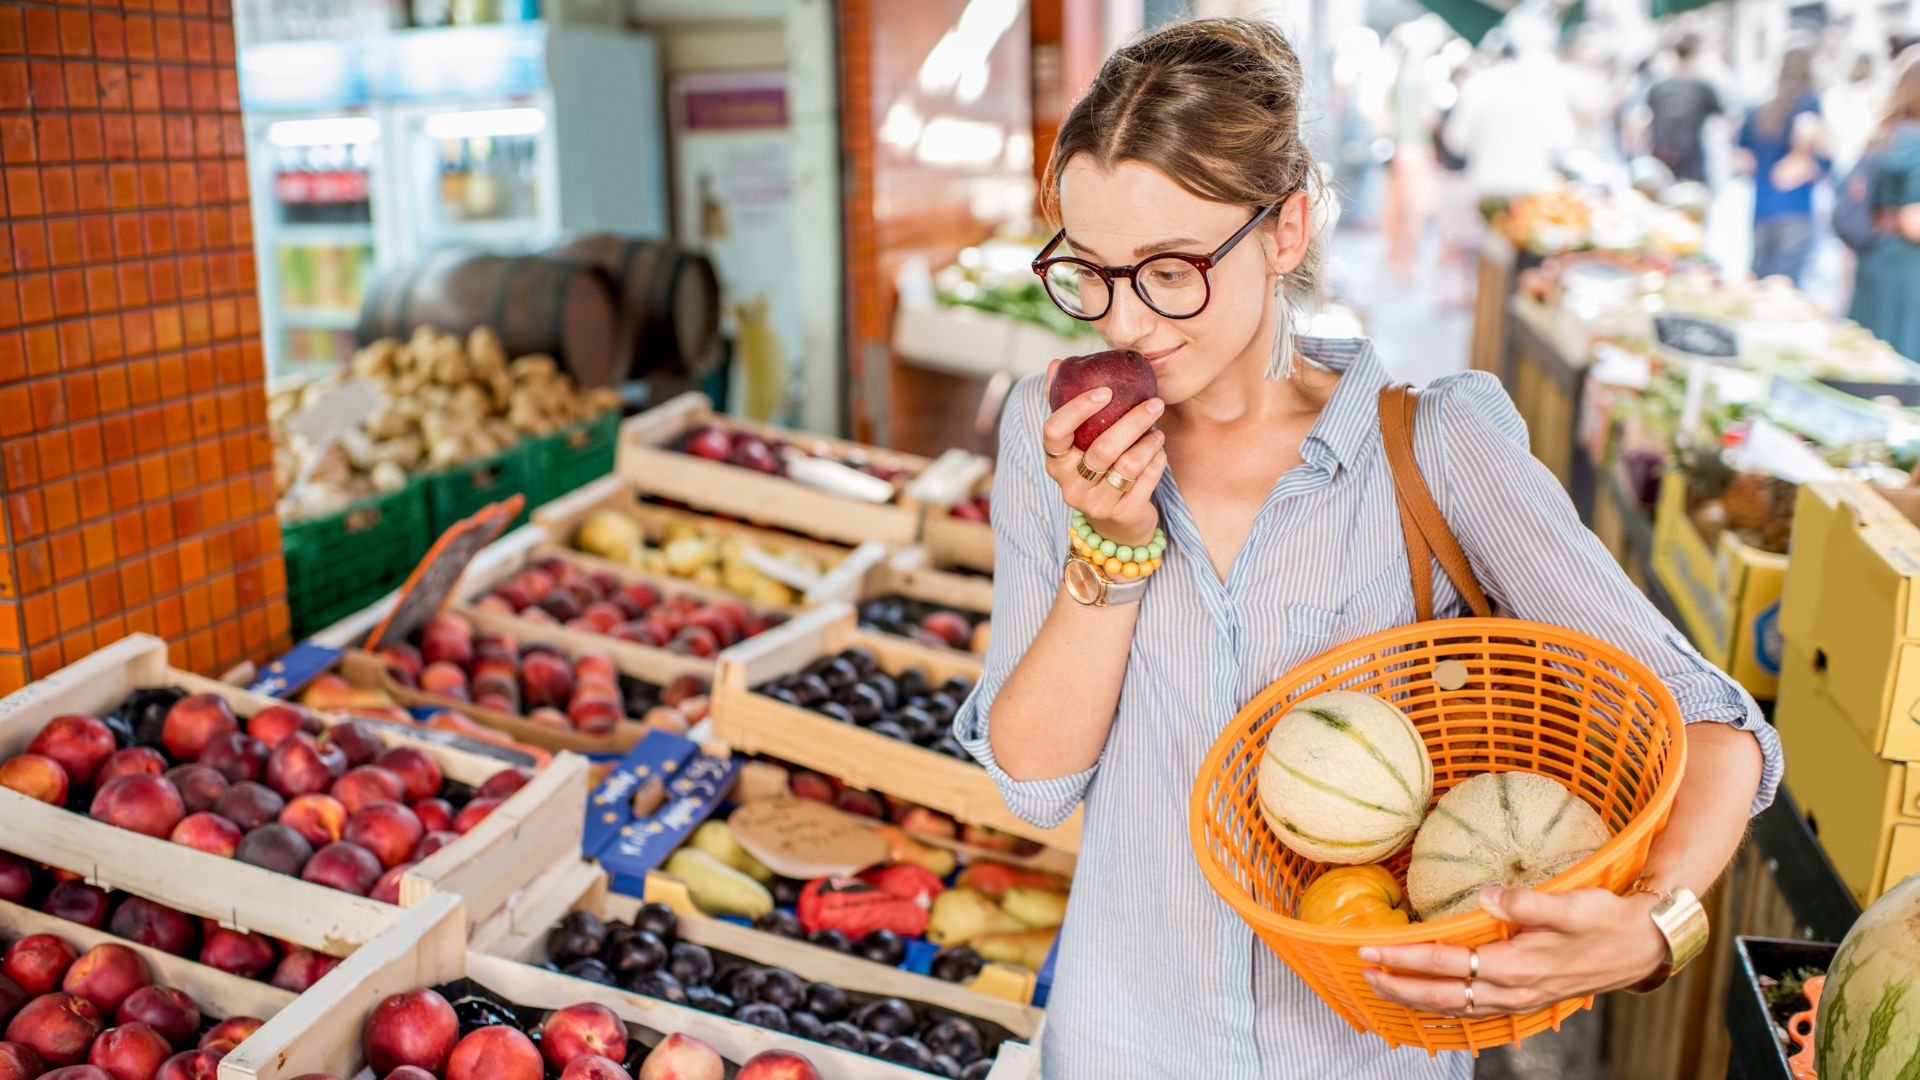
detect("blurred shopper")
[1442,45,1574,202]
[1849,50,1920,361]
[1736,46,1827,285]
[1646,34,1723,183]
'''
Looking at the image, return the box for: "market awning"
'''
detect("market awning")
[1650,0,1716,17]
[1414,0,1510,46]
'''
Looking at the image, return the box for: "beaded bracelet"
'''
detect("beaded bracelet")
[1070,510,1167,581]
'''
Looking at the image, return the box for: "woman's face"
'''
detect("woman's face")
[1055,157,1308,404]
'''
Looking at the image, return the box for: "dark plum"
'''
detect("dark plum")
[769,878,805,907]
[931,946,984,983]
[815,702,854,725]
[877,1036,936,1071]
[806,929,852,954]
[751,968,804,1012]
[923,1017,985,1062]
[733,1001,790,1033]
[667,942,714,987]
[932,1054,966,1079]
[819,1021,867,1054]
[631,902,678,943]
[843,684,885,725]
[562,958,614,985]
[856,929,906,966]
[608,931,667,978]
[625,969,685,1004]
[804,982,849,1021]
[752,910,803,939]
[854,997,916,1036]
[842,647,878,678]
[788,1010,825,1040]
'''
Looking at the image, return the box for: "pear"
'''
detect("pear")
[1000,887,1069,930]
[690,820,773,882]
[665,848,774,919]
[925,888,1023,946]
[975,927,1059,970]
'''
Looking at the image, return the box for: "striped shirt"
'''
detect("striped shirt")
[953,337,1783,1079]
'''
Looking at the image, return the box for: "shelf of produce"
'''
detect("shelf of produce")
[712,605,1080,853]
[1726,936,1837,1080]
[533,474,887,608]
[226,891,1041,1080]
[470,862,1047,1064]
[617,392,933,548]
[857,547,994,659]
[1504,294,1596,511]
[1650,471,1788,700]
[0,634,588,954]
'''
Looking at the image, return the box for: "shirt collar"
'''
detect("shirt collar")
[1297,336,1391,474]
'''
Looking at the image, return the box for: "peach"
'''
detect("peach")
[362,989,458,1076]
[344,803,423,869]
[920,611,972,649]
[411,831,459,862]
[88,1022,172,1080]
[43,882,111,929]
[234,823,313,876]
[475,693,517,714]
[152,1049,222,1080]
[4,934,77,995]
[198,929,276,979]
[562,1057,633,1080]
[109,900,199,958]
[520,652,574,709]
[95,748,169,786]
[452,797,502,834]
[478,766,534,800]
[161,696,239,763]
[0,853,33,903]
[162,766,228,815]
[372,749,441,803]
[0,752,70,805]
[320,722,385,769]
[685,610,736,647]
[619,581,660,612]
[196,734,268,785]
[329,766,404,815]
[115,986,199,1048]
[420,634,473,669]
[269,947,339,993]
[369,863,413,905]
[279,794,349,847]
[265,736,336,799]
[28,715,117,786]
[537,1003,627,1073]
[447,1025,541,1080]
[196,1017,261,1054]
[528,708,572,730]
[637,1033,723,1080]
[733,1050,822,1080]
[3,993,104,1067]
[301,842,382,896]
[62,944,150,1014]
[424,612,473,640]
[569,699,621,736]
[666,627,718,659]
[419,663,469,701]
[245,705,322,750]
[89,775,186,839]
[0,1041,41,1080]
[378,644,424,686]
[169,813,242,858]
[410,798,454,833]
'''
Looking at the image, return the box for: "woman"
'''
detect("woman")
[1736,45,1826,285]
[1850,49,1920,361]
[953,19,1781,1078]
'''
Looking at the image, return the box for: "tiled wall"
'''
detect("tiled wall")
[0,0,288,693]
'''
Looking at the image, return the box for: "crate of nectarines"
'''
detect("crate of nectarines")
[856,548,994,662]
[710,606,1079,855]
[0,633,591,953]
[226,891,1041,1080]
[616,392,951,549]
[909,459,996,578]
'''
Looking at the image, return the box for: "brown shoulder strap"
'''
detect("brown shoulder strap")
[1377,385,1494,621]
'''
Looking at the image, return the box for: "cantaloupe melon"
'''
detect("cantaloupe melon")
[1815,871,1920,1078]
[1406,772,1611,921]
[1257,690,1433,865]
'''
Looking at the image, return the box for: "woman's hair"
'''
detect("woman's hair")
[1757,45,1814,139]
[1042,17,1324,379]
[1875,46,1920,149]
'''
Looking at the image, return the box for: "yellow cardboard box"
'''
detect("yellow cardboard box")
[1775,643,1920,905]
[1650,472,1789,699]
[1775,480,1920,761]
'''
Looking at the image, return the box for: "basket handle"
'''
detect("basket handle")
[1378,385,1493,622]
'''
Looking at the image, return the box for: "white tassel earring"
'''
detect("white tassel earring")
[1264,273,1296,381]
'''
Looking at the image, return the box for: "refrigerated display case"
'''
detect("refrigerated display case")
[238,23,667,380]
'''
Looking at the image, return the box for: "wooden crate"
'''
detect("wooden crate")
[909,452,995,576]
[533,475,886,609]
[470,862,1047,1060]
[617,392,932,547]
[858,546,995,657]
[1469,232,1516,376]
[712,605,1081,853]
[0,634,589,953]
[225,891,1041,1080]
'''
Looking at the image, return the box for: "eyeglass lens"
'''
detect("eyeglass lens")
[1041,255,1210,319]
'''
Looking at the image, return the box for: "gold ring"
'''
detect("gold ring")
[1467,947,1480,980]
[1462,976,1475,1015]
[1076,460,1105,483]
[1105,471,1135,493]
[1044,444,1071,459]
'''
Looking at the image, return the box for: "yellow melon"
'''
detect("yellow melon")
[1256,690,1433,865]
[1406,771,1612,921]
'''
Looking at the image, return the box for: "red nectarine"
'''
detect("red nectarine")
[3,993,104,1067]
[0,753,69,805]
[447,1025,541,1080]
[27,715,116,786]
[88,1022,171,1080]
[362,989,458,1076]
[161,696,239,763]
[115,986,199,1048]
[90,775,186,839]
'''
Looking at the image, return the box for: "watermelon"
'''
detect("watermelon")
[1815,871,1920,1078]
[1405,771,1610,921]
[1257,691,1433,864]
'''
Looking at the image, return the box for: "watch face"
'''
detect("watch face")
[1063,558,1103,605]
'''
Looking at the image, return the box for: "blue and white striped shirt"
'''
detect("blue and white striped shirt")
[954,337,1782,1079]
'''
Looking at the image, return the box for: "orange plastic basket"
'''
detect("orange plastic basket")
[1189,617,1689,1054]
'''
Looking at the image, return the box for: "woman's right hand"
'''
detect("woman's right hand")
[1041,361,1169,549]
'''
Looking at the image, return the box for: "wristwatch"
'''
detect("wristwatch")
[1626,880,1710,994]
[1062,554,1148,606]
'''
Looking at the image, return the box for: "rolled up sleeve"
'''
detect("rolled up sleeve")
[1420,371,1784,816]
[951,375,1096,829]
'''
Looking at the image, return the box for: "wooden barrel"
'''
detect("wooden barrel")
[357,250,626,387]
[544,234,723,381]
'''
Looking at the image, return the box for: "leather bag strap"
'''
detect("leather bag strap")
[1377,384,1494,622]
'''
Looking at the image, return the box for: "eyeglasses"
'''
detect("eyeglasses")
[1031,203,1278,321]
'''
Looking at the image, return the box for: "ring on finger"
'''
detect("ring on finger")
[1076,460,1106,483]
[1467,947,1480,980]
[1462,976,1475,1016]
[1044,443,1071,459]
[1105,471,1135,493]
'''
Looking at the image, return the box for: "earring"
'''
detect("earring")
[1264,274,1296,381]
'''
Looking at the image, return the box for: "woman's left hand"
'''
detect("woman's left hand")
[1357,887,1668,1016]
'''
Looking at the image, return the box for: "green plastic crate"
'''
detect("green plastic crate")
[282,483,432,640]
[423,443,533,537]
[529,411,619,508]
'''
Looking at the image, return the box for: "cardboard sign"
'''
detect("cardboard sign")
[726,796,889,881]
[366,496,524,653]
[594,734,743,898]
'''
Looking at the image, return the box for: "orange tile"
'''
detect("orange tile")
[208,527,233,573]
[121,310,152,357]
[219,432,244,475]
[18,274,54,324]
[41,166,75,215]
[30,644,63,679]
[111,213,141,257]
[91,12,124,58]
[65,114,97,161]
[137,452,167,499]
[119,562,149,607]
[171,494,199,535]
[84,265,116,312]
[0,334,21,383]
[142,502,171,546]
[57,10,90,55]
[69,424,102,475]
[0,602,19,652]
[200,485,227,527]
[51,270,87,319]
[123,603,153,638]
[56,320,88,368]
[34,431,70,480]
[213,617,239,664]
[74,469,105,519]
[261,547,285,598]
[106,460,139,509]
[28,380,65,428]
[187,627,213,673]
[41,479,76,532]
[1,440,37,489]
[0,8,23,53]
[0,62,27,111]
[54,579,86,628]
[126,357,157,405]
[164,445,193,491]
[96,365,129,413]
[0,116,32,163]
[231,518,258,563]
[113,509,143,558]
[116,262,148,307]
[88,569,120,616]
[164,638,186,669]
[186,346,212,391]
[93,616,125,652]
[87,316,121,363]
[10,222,49,271]
[163,402,191,447]
[194,441,220,484]
[46,219,78,266]
[0,656,24,696]
[82,521,112,570]
[5,168,42,216]
[61,62,97,109]
[240,608,265,653]
[22,593,54,643]
[0,387,30,438]
[189,394,216,438]
[209,571,234,614]
[148,548,179,596]
[151,306,182,352]
[265,600,289,645]
[132,406,164,455]
[182,582,209,629]
[24,62,59,110]
[60,629,92,667]
[7,492,44,541]
[48,531,82,582]
[23,327,56,376]
[176,535,204,583]
[62,373,97,420]
[17,542,50,595]
[96,63,127,110]
[23,7,58,54]
[77,212,111,256]
[101,417,133,464]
